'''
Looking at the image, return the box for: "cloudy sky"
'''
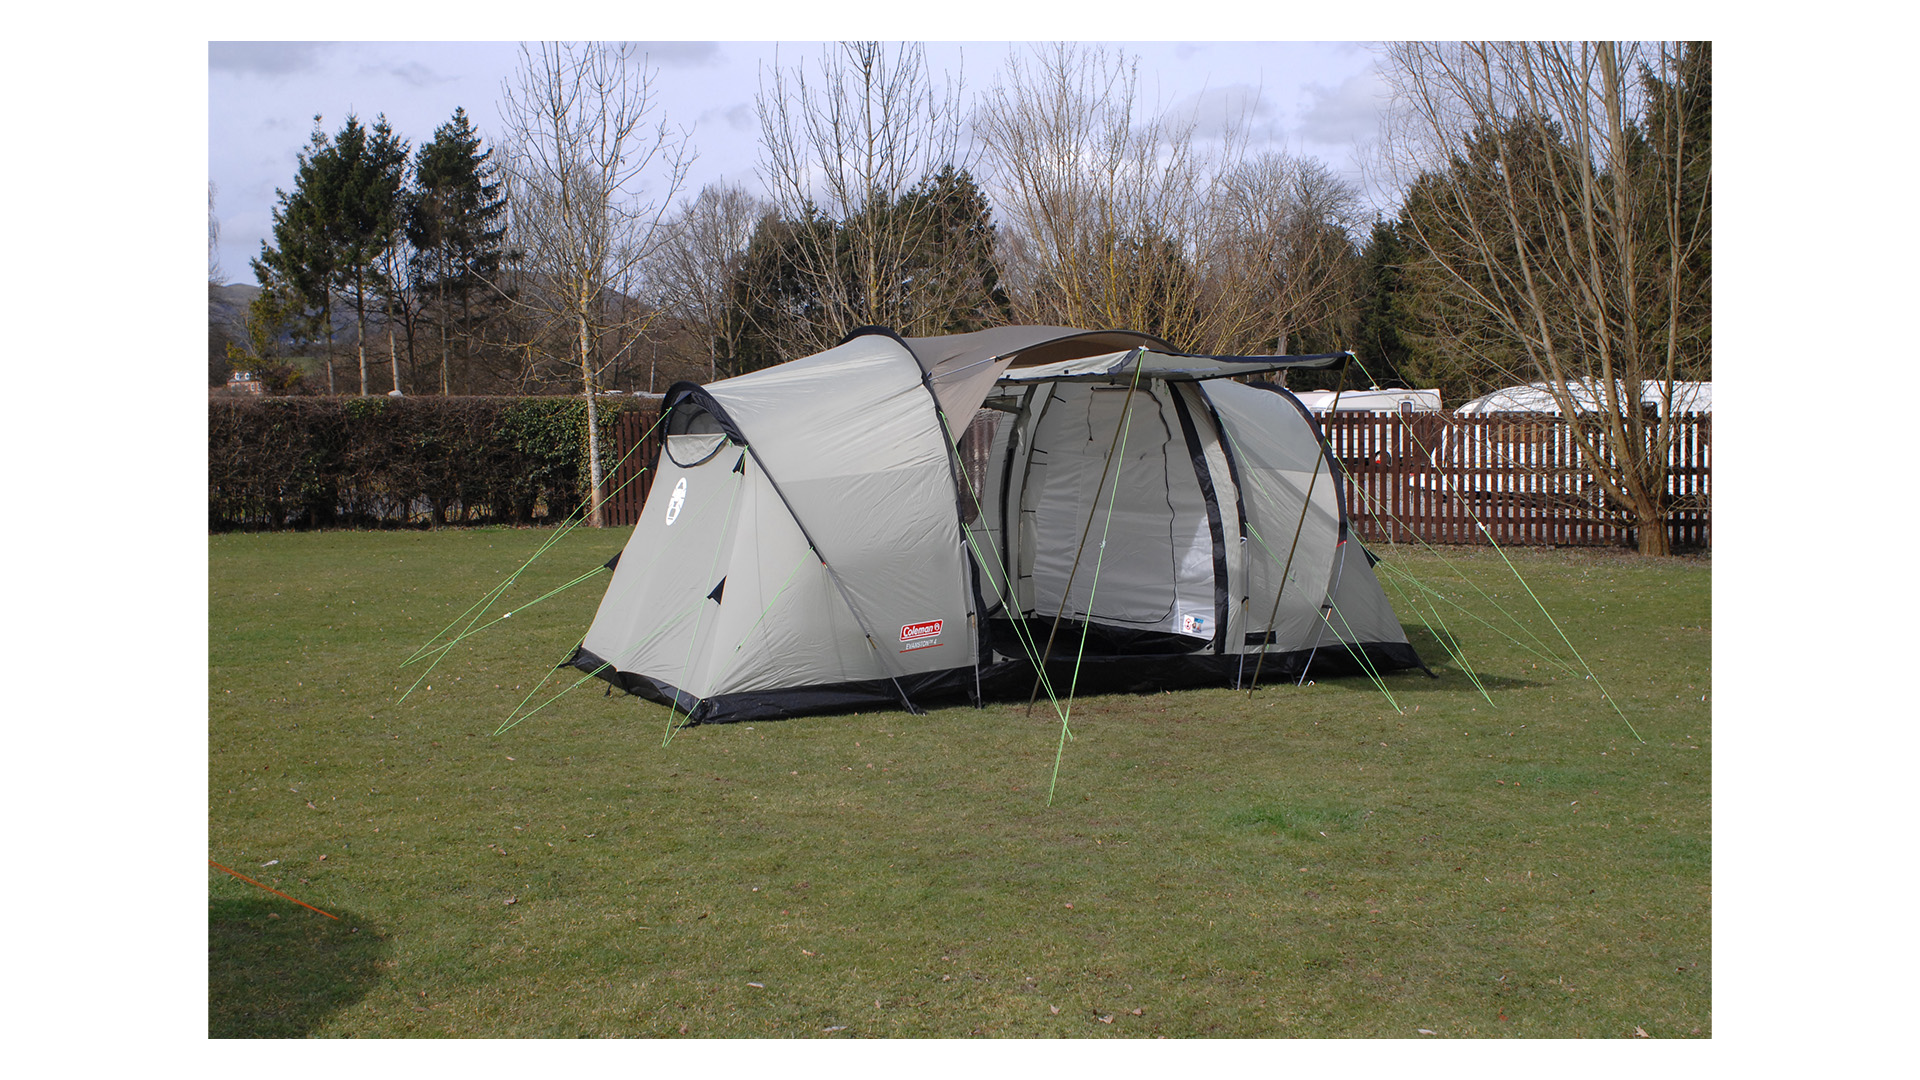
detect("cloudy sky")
[207,40,1393,284]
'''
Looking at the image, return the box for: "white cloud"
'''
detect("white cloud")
[370,60,456,90]
[1160,83,1287,147]
[209,41,331,78]
[1296,70,1387,147]
[630,41,724,68]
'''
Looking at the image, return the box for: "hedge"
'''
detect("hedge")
[209,396,658,531]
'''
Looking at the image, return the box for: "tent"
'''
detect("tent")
[570,326,1424,723]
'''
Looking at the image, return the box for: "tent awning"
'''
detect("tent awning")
[995,348,1348,385]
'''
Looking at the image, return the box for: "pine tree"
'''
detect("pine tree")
[252,114,409,394]
[330,114,410,395]
[408,107,509,394]
[252,118,342,392]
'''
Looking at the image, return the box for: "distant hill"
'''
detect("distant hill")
[208,281,362,349]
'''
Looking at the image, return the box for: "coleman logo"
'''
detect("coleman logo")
[664,478,687,525]
[899,620,944,649]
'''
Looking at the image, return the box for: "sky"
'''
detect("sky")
[207,40,1393,285]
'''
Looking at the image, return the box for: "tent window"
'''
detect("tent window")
[956,410,1000,524]
[665,404,729,467]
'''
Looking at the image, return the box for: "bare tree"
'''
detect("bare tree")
[1203,153,1366,356]
[975,43,1208,343]
[652,183,763,380]
[499,41,691,526]
[754,41,981,356]
[1378,41,1710,555]
[977,44,1371,358]
[209,182,224,285]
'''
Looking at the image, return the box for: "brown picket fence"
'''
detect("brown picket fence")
[606,404,1709,548]
[1319,412,1710,549]
[602,405,666,526]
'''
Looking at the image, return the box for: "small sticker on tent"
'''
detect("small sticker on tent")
[665,478,687,525]
[1181,613,1209,635]
[899,619,944,651]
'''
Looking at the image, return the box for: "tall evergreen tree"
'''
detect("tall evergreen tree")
[252,118,342,392]
[409,107,509,394]
[330,114,410,395]
[251,114,410,395]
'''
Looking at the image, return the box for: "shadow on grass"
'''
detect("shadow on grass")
[209,896,390,1038]
[1394,624,1543,693]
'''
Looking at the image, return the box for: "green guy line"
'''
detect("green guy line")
[496,662,611,736]
[403,405,669,669]
[1049,359,1143,806]
[933,403,1070,720]
[1478,523,1642,742]
[405,565,610,667]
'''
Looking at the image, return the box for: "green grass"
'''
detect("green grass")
[209,527,1710,1037]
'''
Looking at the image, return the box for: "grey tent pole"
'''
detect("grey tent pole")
[1025,351,1148,716]
[1246,356,1351,695]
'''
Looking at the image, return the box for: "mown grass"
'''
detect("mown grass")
[209,527,1709,1038]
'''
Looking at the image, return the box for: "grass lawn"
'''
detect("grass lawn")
[209,526,1710,1038]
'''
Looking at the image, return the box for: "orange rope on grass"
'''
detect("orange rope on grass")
[208,859,340,920]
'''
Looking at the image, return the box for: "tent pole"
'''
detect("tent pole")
[1025,352,1147,716]
[1247,356,1351,695]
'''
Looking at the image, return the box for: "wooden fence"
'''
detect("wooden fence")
[1319,412,1711,549]
[606,405,1710,548]
[603,406,665,526]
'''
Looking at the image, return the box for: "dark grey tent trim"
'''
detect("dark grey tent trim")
[979,641,1425,697]
[662,382,750,445]
[570,645,703,715]
[575,636,1424,724]
[1167,386,1232,654]
[571,643,977,724]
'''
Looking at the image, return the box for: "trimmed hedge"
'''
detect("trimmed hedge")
[209,396,657,531]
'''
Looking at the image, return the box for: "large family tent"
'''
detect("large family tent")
[571,326,1424,723]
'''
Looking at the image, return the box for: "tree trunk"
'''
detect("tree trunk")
[440,275,451,396]
[580,314,605,528]
[389,328,401,393]
[1634,495,1672,556]
[355,285,369,395]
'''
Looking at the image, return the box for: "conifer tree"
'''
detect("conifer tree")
[409,107,509,394]
[252,114,410,394]
[252,118,342,392]
[329,114,410,395]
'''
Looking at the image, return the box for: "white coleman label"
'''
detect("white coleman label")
[899,619,944,651]
[664,478,687,525]
[1181,613,1210,635]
